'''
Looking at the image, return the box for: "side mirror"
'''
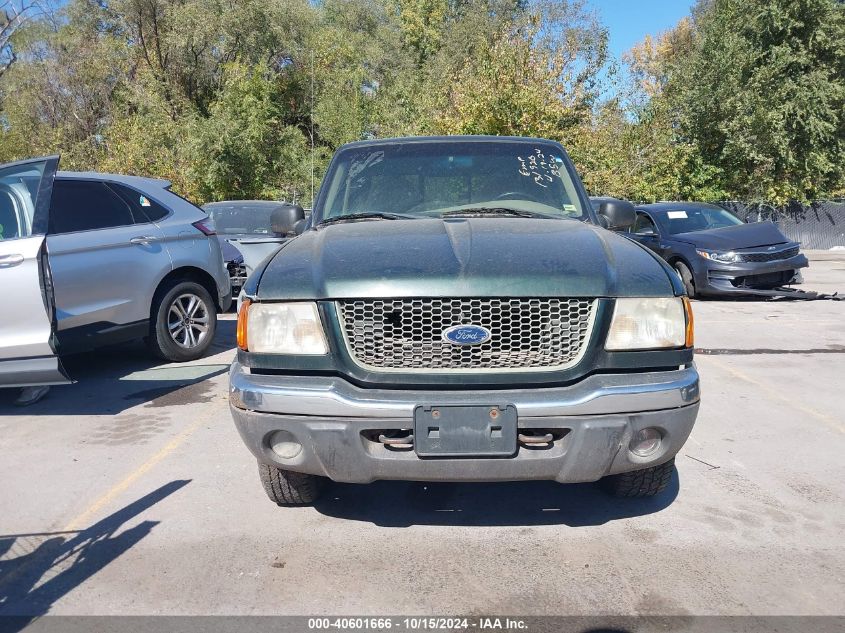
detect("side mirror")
[597,199,636,231]
[270,204,305,237]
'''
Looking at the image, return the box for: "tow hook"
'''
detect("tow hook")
[378,432,414,449]
[518,432,554,446]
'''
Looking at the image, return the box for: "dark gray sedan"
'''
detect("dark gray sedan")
[625,202,808,298]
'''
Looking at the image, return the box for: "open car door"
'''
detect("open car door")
[0,156,70,387]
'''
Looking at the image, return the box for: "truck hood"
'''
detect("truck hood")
[672,220,790,250]
[254,217,676,300]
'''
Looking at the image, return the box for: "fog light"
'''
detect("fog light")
[630,427,662,457]
[269,430,302,459]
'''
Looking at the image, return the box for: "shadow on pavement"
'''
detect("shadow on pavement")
[0,321,234,416]
[314,469,679,527]
[692,289,838,302]
[0,480,190,630]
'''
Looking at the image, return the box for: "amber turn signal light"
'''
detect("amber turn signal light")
[237,299,251,350]
[683,296,694,348]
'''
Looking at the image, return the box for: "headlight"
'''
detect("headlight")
[239,301,328,354]
[605,297,688,350]
[697,249,741,263]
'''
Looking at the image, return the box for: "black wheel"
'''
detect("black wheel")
[147,280,217,362]
[601,458,675,498]
[673,261,696,298]
[258,462,325,505]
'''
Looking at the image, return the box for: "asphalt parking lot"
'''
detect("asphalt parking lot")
[0,256,843,619]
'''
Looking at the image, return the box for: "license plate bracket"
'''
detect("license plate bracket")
[413,405,517,457]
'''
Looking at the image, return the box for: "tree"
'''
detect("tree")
[5,0,838,206]
[428,0,609,139]
[0,0,127,167]
[187,63,311,202]
[625,17,694,101]
[672,0,845,202]
[0,0,54,78]
[109,0,315,117]
[396,0,448,65]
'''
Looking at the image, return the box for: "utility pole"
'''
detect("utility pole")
[310,48,315,205]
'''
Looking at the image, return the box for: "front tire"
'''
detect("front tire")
[148,281,217,362]
[258,462,325,505]
[601,458,675,498]
[673,261,696,299]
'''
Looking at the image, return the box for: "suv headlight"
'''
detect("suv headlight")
[605,297,690,350]
[697,249,741,263]
[238,301,328,354]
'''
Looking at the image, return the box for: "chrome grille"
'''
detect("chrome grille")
[337,298,596,371]
[740,246,799,263]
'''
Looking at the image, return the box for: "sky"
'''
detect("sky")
[587,0,695,62]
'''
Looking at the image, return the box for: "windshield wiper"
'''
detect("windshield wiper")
[440,207,557,219]
[317,212,411,226]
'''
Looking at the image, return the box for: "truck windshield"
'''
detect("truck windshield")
[317,141,587,222]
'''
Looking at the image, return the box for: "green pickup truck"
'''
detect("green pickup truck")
[229,136,699,506]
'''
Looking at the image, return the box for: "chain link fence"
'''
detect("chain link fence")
[716,200,845,250]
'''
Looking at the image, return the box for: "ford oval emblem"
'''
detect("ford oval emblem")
[442,324,491,346]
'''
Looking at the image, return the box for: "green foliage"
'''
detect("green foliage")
[188,63,311,202]
[430,0,607,139]
[677,0,845,203]
[0,3,128,168]
[96,104,196,197]
[396,0,448,64]
[628,0,845,204]
[0,0,842,206]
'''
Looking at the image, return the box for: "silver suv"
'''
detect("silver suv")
[0,156,231,387]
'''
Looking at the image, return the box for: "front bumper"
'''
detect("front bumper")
[229,362,700,484]
[695,252,808,296]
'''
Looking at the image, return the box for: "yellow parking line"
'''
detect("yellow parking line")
[62,416,206,531]
[699,356,844,435]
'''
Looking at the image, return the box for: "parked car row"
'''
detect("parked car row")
[590,198,808,298]
[0,156,232,388]
[1,138,808,509]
